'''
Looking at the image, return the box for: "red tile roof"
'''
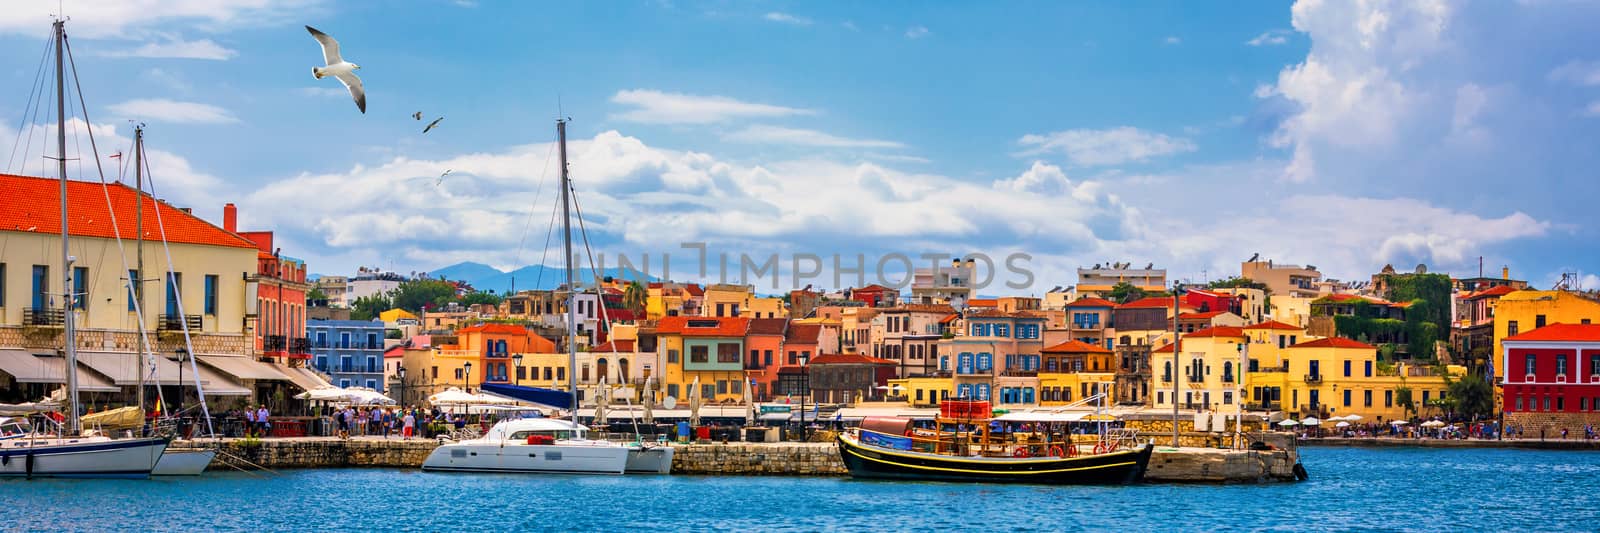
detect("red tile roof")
[747,318,789,336]
[1118,297,1172,309]
[1244,320,1303,331]
[855,284,895,293]
[591,340,636,352]
[1066,297,1117,308]
[888,304,957,314]
[807,353,894,366]
[1154,343,1174,353]
[1466,285,1518,300]
[784,323,821,344]
[965,298,998,308]
[939,313,960,324]
[1289,337,1375,350]
[0,174,256,249]
[1179,311,1227,320]
[1041,340,1111,354]
[383,345,405,358]
[656,316,749,337]
[1185,326,1245,338]
[683,284,704,296]
[456,323,530,336]
[1504,323,1600,343]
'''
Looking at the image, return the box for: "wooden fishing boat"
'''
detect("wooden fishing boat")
[836,401,1153,485]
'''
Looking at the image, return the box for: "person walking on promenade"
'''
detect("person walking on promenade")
[244,408,256,438]
[256,405,271,438]
[402,410,416,440]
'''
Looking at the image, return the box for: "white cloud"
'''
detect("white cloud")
[609,89,813,124]
[842,21,859,31]
[1016,127,1196,166]
[140,68,191,94]
[107,99,238,124]
[1164,36,1181,45]
[1247,29,1291,46]
[1548,60,1600,86]
[722,125,904,148]
[763,12,811,26]
[905,26,930,39]
[101,37,236,60]
[0,0,319,39]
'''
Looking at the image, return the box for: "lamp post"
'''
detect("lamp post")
[513,354,524,386]
[397,366,407,407]
[463,361,473,393]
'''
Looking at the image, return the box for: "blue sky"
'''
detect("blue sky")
[1,0,1597,294]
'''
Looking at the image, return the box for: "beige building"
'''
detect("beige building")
[1076,263,1166,297]
[1241,259,1323,298]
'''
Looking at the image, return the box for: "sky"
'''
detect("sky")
[1,0,1597,295]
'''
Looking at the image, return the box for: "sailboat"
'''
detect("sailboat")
[0,19,168,479]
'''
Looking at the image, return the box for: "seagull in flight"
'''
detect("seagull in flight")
[423,116,444,133]
[306,26,365,113]
[436,169,452,186]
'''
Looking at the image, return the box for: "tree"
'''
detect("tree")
[389,279,458,312]
[1445,374,1495,420]
[306,286,329,302]
[1208,277,1270,292]
[350,293,391,321]
[1393,383,1416,420]
[458,291,503,307]
[622,281,647,316]
[1107,282,1148,304]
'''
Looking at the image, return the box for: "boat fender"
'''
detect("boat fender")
[24,451,34,479]
[1013,447,1031,458]
[1,453,7,466]
[528,435,535,445]
[1293,463,1309,481]
[1050,445,1065,458]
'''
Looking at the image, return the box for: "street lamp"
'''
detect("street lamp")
[463,361,473,392]
[513,354,524,386]
[397,366,407,407]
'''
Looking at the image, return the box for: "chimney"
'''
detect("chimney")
[1502,266,1509,280]
[223,203,237,232]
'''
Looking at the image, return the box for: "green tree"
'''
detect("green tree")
[389,279,458,312]
[458,291,503,307]
[1393,383,1416,420]
[622,281,647,315]
[1444,374,1495,420]
[350,293,391,321]
[1207,277,1269,292]
[306,286,329,302]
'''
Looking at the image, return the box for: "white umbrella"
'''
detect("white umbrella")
[343,386,396,406]
[1391,420,1410,426]
[1335,421,1351,428]
[1343,414,1364,422]
[1326,415,1349,422]
[744,379,756,427]
[1301,417,1322,426]
[688,375,702,428]
[1278,419,1300,427]
[295,386,354,402]
[428,387,498,406]
[1421,420,1446,428]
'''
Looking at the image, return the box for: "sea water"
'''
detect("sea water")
[3,447,1597,531]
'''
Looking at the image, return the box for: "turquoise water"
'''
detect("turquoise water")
[4,447,1598,531]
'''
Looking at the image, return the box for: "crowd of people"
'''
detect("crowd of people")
[218,404,486,440]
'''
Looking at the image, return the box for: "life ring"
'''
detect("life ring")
[1093,442,1107,455]
[1050,445,1066,458]
[1013,447,1031,458]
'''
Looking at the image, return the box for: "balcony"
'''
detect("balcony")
[23,307,64,327]
[1304,373,1322,384]
[999,370,1038,378]
[158,314,201,331]
[1248,402,1282,411]
[485,350,510,359]
[290,337,311,354]
[263,335,288,353]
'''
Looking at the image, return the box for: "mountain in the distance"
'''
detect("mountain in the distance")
[426,261,658,293]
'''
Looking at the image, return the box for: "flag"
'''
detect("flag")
[152,401,162,417]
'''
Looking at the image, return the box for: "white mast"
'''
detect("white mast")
[54,19,82,436]
[558,119,577,414]
[134,126,146,426]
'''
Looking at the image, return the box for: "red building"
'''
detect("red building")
[1182,289,1238,315]
[225,203,312,366]
[1501,323,1600,432]
[848,284,897,307]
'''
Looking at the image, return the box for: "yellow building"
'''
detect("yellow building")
[655,316,750,403]
[1243,337,1463,422]
[1269,295,1317,329]
[378,308,419,324]
[1037,372,1115,406]
[703,284,751,318]
[1241,320,1321,371]
[1493,290,1600,365]
[743,295,787,319]
[888,376,952,407]
[1152,326,1248,412]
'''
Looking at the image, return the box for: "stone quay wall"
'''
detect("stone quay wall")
[172,438,438,470]
[671,443,848,476]
[1146,448,1299,483]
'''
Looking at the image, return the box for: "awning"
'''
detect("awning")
[76,351,186,386]
[187,363,252,396]
[197,355,290,381]
[282,367,332,392]
[0,350,119,392]
[477,383,574,410]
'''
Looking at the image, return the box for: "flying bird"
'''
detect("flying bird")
[436,169,452,186]
[305,26,365,113]
[423,116,444,133]
[412,111,422,121]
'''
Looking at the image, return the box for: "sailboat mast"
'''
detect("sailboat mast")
[55,19,81,436]
[134,126,145,423]
[558,119,577,414]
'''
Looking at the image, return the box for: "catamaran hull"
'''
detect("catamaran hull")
[837,434,1152,485]
[0,437,168,479]
[625,446,674,474]
[153,449,216,476]
[422,443,630,474]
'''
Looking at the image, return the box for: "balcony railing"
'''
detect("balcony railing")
[999,370,1038,377]
[263,335,288,352]
[158,314,202,331]
[1248,402,1282,411]
[23,307,64,326]
[290,337,311,354]
[1304,373,1322,384]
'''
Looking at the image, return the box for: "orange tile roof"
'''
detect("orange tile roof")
[1118,297,1172,309]
[1154,343,1175,353]
[1289,337,1375,350]
[1041,340,1111,354]
[1244,320,1303,331]
[1185,326,1245,338]
[1065,297,1117,308]
[0,174,256,249]
[1504,323,1600,343]
[683,284,704,296]
[1179,311,1227,320]
[591,340,636,352]
[965,298,998,308]
[808,353,894,366]
[747,318,789,336]
[456,323,530,336]
[887,304,957,314]
[1465,285,1518,300]
[939,313,960,324]
[784,323,821,344]
[656,316,749,337]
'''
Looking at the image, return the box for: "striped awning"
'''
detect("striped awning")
[75,351,187,386]
[0,350,121,392]
[282,367,333,393]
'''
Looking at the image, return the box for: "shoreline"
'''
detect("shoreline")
[1301,437,1600,450]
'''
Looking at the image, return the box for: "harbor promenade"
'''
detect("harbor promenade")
[170,437,1301,482]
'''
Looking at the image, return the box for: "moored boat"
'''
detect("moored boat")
[836,401,1153,485]
[422,418,630,474]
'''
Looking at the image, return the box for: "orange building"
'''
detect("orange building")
[438,323,557,387]
[743,318,789,401]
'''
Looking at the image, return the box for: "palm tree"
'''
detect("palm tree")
[623,281,647,316]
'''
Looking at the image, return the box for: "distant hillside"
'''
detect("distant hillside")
[427,262,657,293]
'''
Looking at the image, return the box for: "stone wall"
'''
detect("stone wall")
[670,443,848,476]
[171,439,438,470]
[0,326,250,355]
[1505,412,1600,438]
[1145,448,1299,483]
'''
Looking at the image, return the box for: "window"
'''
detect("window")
[668,349,679,364]
[1223,391,1232,405]
[165,273,182,316]
[1364,361,1372,378]
[1385,390,1393,407]
[71,267,87,310]
[994,324,1010,338]
[703,384,717,398]
[432,366,438,379]
[32,265,48,309]
[1157,391,1164,405]
[517,366,526,381]
[126,269,139,311]
[1544,397,1550,411]
[315,356,327,371]
[339,379,350,388]
[1364,390,1372,407]
[717,343,740,363]
[689,346,708,363]
[1515,396,1523,411]
[203,274,218,315]
[764,350,773,367]
[454,368,463,380]
[1525,354,1536,376]
[0,263,5,306]
[1343,360,1351,377]
[1592,356,1600,377]
[1535,315,1546,328]
[1507,320,1519,338]
[1557,355,1569,376]
[544,367,553,380]
[667,384,679,398]
[1422,391,1430,404]
[749,349,760,368]
[366,379,377,390]
[1343,389,1351,407]
[340,332,351,349]
[557,367,565,381]
[367,356,377,373]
